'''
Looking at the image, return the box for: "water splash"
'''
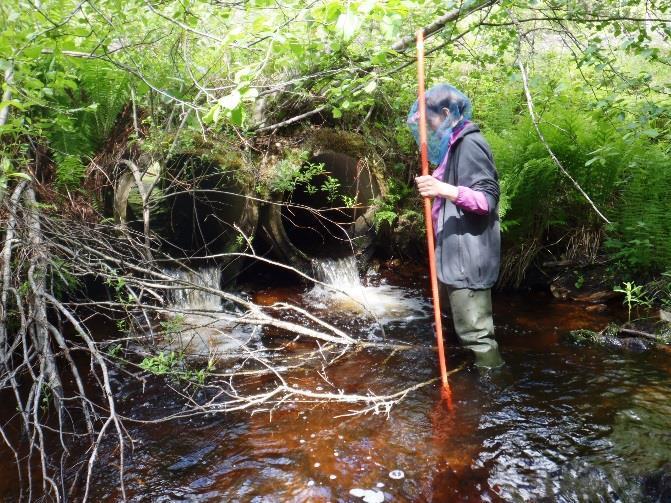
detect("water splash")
[305,257,428,323]
[311,256,361,290]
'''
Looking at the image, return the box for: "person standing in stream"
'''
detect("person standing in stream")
[407,84,504,369]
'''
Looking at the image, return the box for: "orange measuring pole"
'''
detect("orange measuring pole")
[416,30,452,406]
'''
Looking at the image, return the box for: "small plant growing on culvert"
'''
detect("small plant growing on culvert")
[320,175,341,203]
[268,149,326,195]
[342,195,358,208]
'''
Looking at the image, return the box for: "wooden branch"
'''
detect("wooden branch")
[618,327,659,341]
[0,182,27,360]
[513,25,611,225]
[0,63,14,127]
[391,0,497,52]
[43,293,128,502]
[255,104,326,133]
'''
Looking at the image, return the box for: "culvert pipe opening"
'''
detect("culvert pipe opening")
[272,151,380,260]
[114,154,257,260]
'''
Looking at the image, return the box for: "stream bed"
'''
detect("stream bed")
[8,268,671,502]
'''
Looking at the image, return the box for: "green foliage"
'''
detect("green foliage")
[54,154,86,189]
[614,281,651,322]
[50,258,79,297]
[139,351,181,376]
[609,148,671,272]
[567,329,603,346]
[106,343,123,358]
[342,195,357,208]
[604,232,654,272]
[160,315,186,335]
[567,324,621,346]
[371,178,415,231]
[479,65,671,273]
[0,0,668,279]
[40,384,53,413]
[320,175,341,204]
[659,272,671,311]
[265,148,347,205]
[0,157,30,200]
[656,329,671,345]
[268,150,326,194]
[139,351,215,384]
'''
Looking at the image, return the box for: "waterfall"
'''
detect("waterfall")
[311,256,362,290]
[164,265,223,313]
[161,266,255,356]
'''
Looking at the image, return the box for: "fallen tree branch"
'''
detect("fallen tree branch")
[512,13,611,225]
[618,327,660,341]
[391,0,498,52]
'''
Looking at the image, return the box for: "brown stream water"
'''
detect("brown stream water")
[5,268,671,502]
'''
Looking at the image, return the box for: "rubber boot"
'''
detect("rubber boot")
[446,287,504,369]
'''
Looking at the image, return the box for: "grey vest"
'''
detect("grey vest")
[435,124,501,289]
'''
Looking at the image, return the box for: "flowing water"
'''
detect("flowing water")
[307,257,428,325]
[5,263,671,502]
[161,266,258,356]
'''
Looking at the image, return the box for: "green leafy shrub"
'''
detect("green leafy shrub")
[139,351,215,384]
[371,178,414,231]
[268,150,326,195]
[614,281,652,322]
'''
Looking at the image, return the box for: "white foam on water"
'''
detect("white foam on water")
[388,469,405,480]
[349,488,385,503]
[305,257,428,323]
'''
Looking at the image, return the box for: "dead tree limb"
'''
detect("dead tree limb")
[391,0,498,52]
[511,13,611,225]
[0,62,14,127]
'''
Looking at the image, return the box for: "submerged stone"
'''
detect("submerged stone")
[641,463,671,502]
[167,445,216,472]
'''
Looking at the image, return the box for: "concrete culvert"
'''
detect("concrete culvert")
[114,152,258,272]
[260,130,385,271]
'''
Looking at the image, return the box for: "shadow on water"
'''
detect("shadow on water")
[5,267,671,502]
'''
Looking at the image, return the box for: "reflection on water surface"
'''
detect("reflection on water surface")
[14,269,671,502]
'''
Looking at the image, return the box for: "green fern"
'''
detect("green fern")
[44,59,130,190]
[55,154,86,189]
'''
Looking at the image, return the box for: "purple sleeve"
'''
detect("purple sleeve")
[455,186,489,215]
